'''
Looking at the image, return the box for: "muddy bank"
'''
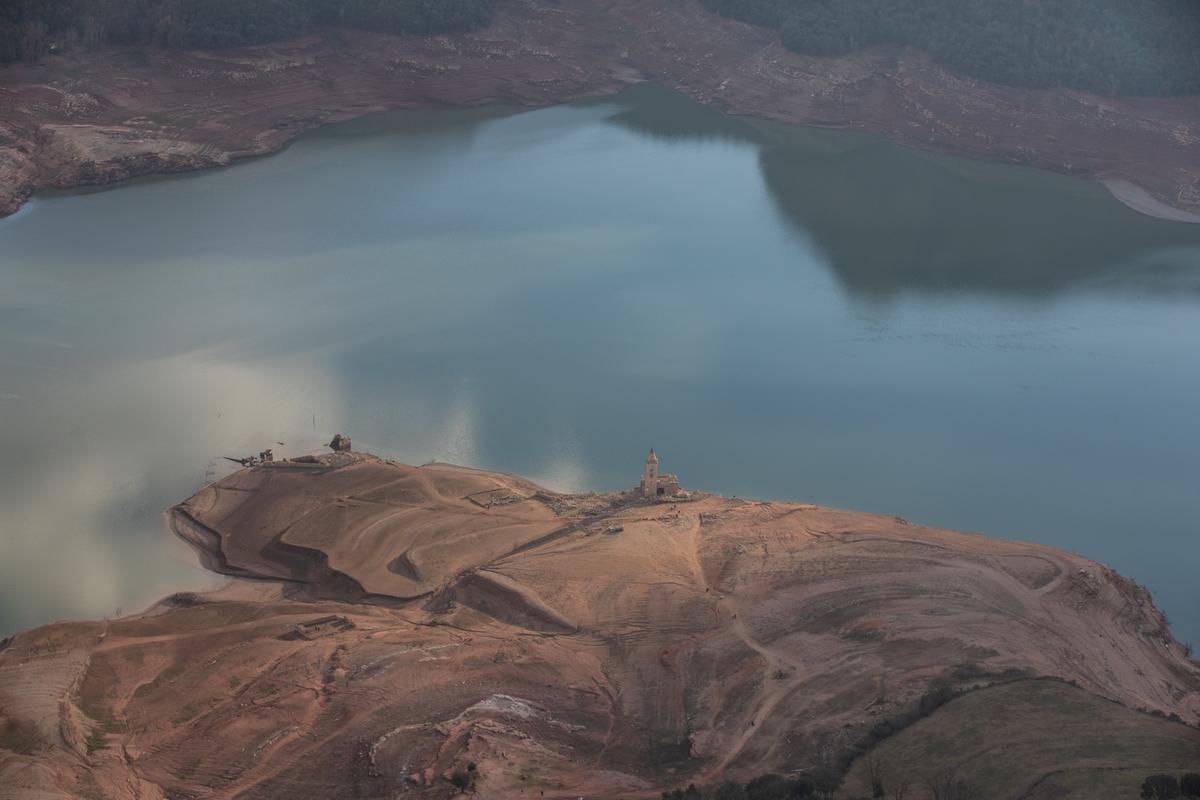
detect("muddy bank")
[1,0,1199,222]
[1104,179,1200,224]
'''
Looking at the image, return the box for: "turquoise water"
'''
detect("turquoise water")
[1,84,1198,644]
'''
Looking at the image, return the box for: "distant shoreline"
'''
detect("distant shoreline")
[1103,179,1200,224]
[1,0,1198,224]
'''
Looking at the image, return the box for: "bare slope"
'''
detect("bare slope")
[1,454,1197,799]
[1,0,1199,221]
[171,453,563,599]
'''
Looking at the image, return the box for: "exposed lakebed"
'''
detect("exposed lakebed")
[1,84,1197,643]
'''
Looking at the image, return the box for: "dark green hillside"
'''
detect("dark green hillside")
[5,0,1199,97]
[701,0,1200,96]
[0,0,491,62]
[842,679,1200,800]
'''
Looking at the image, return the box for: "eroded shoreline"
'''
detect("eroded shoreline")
[1,0,1199,223]
[0,451,1197,799]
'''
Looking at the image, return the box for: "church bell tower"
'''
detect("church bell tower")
[640,448,659,498]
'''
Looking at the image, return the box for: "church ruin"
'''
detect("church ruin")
[1180,181,1200,208]
[639,448,680,498]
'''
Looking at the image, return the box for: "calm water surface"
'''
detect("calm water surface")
[1,84,1198,643]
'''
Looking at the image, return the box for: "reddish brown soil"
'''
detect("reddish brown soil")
[1,0,1199,221]
[2,453,1196,799]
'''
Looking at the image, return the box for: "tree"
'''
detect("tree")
[746,774,795,800]
[19,19,48,61]
[1181,774,1200,799]
[811,769,843,800]
[863,752,886,798]
[918,676,957,716]
[716,780,748,800]
[925,766,977,800]
[449,765,477,792]
[1142,775,1181,800]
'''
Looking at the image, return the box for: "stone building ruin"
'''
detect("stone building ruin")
[1179,181,1200,207]
[639,448,680,498]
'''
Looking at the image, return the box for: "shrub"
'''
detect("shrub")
[918,677,957,716]
[1142,774,1181,799]
[1180,773,1200,799]
[812,772,841,799]
[746,775,795,800]
[449,770,473,791]
[717,780,749,800]
[925,766,977,800]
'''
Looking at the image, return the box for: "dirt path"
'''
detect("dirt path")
[678,509,808,781]
[215,646,342,800]
[93,618,297,653]
[701,599,808,781]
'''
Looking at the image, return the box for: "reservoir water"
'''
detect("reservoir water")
[1,84,1198,644]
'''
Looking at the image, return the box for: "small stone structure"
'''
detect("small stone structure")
[1179,181,1200,207]
[288,615,354,640]
[329,433,352,452]
[639,448,680,498]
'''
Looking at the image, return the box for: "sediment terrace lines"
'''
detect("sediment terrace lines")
[454,570,579,634]
[699,591,810,780]
[213,659,336,800]
[0,648,93,752]
[176,455,568,601]
[4,455,1198,798]
[347,505,425,551]
[489,522,582,565]
[90,618,293,653]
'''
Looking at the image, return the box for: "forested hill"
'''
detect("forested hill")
[3,0,1199,98]
[702,0,1200,96]
[0,0,491,62]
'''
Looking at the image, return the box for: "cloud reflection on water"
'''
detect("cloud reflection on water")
[0,84,1197,647]
[0,351,347,634]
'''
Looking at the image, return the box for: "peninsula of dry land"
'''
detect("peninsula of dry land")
[1,450,1196,799]
[1,0,1200,222]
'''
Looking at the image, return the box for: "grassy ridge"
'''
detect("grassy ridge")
[843,679,1200,799]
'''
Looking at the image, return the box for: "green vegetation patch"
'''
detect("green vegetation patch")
[843,679,1200,800]
[0,0,492,63]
